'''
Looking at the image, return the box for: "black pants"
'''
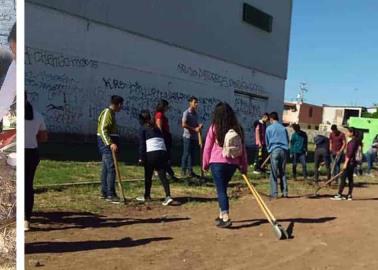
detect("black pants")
[25,148,40,221]
[314,148,331,182]
[144,151,171,198]
[338,163,355,196]
[166,144,175,178]
[254,145,268,172]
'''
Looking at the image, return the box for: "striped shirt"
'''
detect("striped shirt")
[97,107,118,145]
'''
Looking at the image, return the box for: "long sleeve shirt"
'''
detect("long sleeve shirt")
[97,107,118,145]
[202,125,248,173]
[265,122,289,153]
[345,138,359,165]
[138,125,167,161]
[290,130,308,154]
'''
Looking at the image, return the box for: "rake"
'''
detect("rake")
[242,174,289,240]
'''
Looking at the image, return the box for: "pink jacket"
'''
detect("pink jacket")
[202,125,248,173]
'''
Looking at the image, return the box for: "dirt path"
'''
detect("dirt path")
[26,179,378,270]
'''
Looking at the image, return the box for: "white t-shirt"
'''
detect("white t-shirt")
[25,110,47,149]
[0,60,16,120]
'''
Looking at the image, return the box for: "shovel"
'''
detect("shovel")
[313,170,345,196]
[111,149,127,204]
[242,174,289,240]
[260,154,271,170]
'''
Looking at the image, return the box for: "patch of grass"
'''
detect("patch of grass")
[34,142,377,213]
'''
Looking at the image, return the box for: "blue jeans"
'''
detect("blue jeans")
[331,153,344,176]
[292,153,307,178]
[181,138,197,174]
[210,163,237,214]
[270,148,288,198]
[366,151,376,173]
[97,137,116,197]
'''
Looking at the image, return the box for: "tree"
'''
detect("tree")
[362,108,378,119]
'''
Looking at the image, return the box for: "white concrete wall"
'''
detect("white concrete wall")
[26,3,286,145]
[27,0,292,79]
[0,0,15,46]
[367,108,377,114]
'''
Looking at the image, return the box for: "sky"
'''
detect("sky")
[285,0,378,107]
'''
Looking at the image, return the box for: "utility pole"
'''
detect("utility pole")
[296,82,308,104]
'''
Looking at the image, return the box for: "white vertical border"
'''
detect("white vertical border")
[16,0,25,269]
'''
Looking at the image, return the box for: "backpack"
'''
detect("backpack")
[222,129,243,158]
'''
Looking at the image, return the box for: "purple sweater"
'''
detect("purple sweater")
[346,138,359,165]
[202,125,248,173]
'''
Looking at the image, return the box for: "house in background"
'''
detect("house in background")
[321,105,366,131]
[283,102,323,130]
[367,106,378,114]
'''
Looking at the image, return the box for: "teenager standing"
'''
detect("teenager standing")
[265,112,289,198]
[154,99,178,181]
[313,134,331,183]
[329,125,346,182]
[290,124,308,181]
[202,102,248,228]
[365,135,378,176]
[253,113,269,174]
[137,110,173,206]
[181,96,203,177]
[25,96,48,231]
[97,95,124,204]
[331,127,359,201]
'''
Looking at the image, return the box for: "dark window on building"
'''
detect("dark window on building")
[309,107,313,118]
[308,125,312,130]
[242,3,273,33]
[315,126,319,130]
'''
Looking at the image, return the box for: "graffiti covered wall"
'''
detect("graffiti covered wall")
[0,0,15,46]
[26,3,285,145]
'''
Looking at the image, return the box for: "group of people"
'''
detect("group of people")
[25,92,377,231]
[96,95,296,228]
[96,96,204,206]
[253,113,378,202]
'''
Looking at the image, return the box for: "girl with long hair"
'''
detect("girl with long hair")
[331,127,359,201]
[154,99,178,181]
[202,102,248,228]
[137,110,173,206]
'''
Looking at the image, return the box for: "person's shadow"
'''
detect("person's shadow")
[30,211,190,232]
[25,236,173,254]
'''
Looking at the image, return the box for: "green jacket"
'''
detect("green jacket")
[97,107,118,145]
[290,131,308,154]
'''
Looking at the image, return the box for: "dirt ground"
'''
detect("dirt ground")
[0,152,16,270]
[25,176,378,270]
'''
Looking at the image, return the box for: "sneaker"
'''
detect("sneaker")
[217,219,232,228]
[214,217,222,225]
[253,170,261,175]
[162,196,173,206]
[24,220,30,232]
[136,196,151,202]
[330,194,344,201]
[106,196,121,204]
[346,195,353,201]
